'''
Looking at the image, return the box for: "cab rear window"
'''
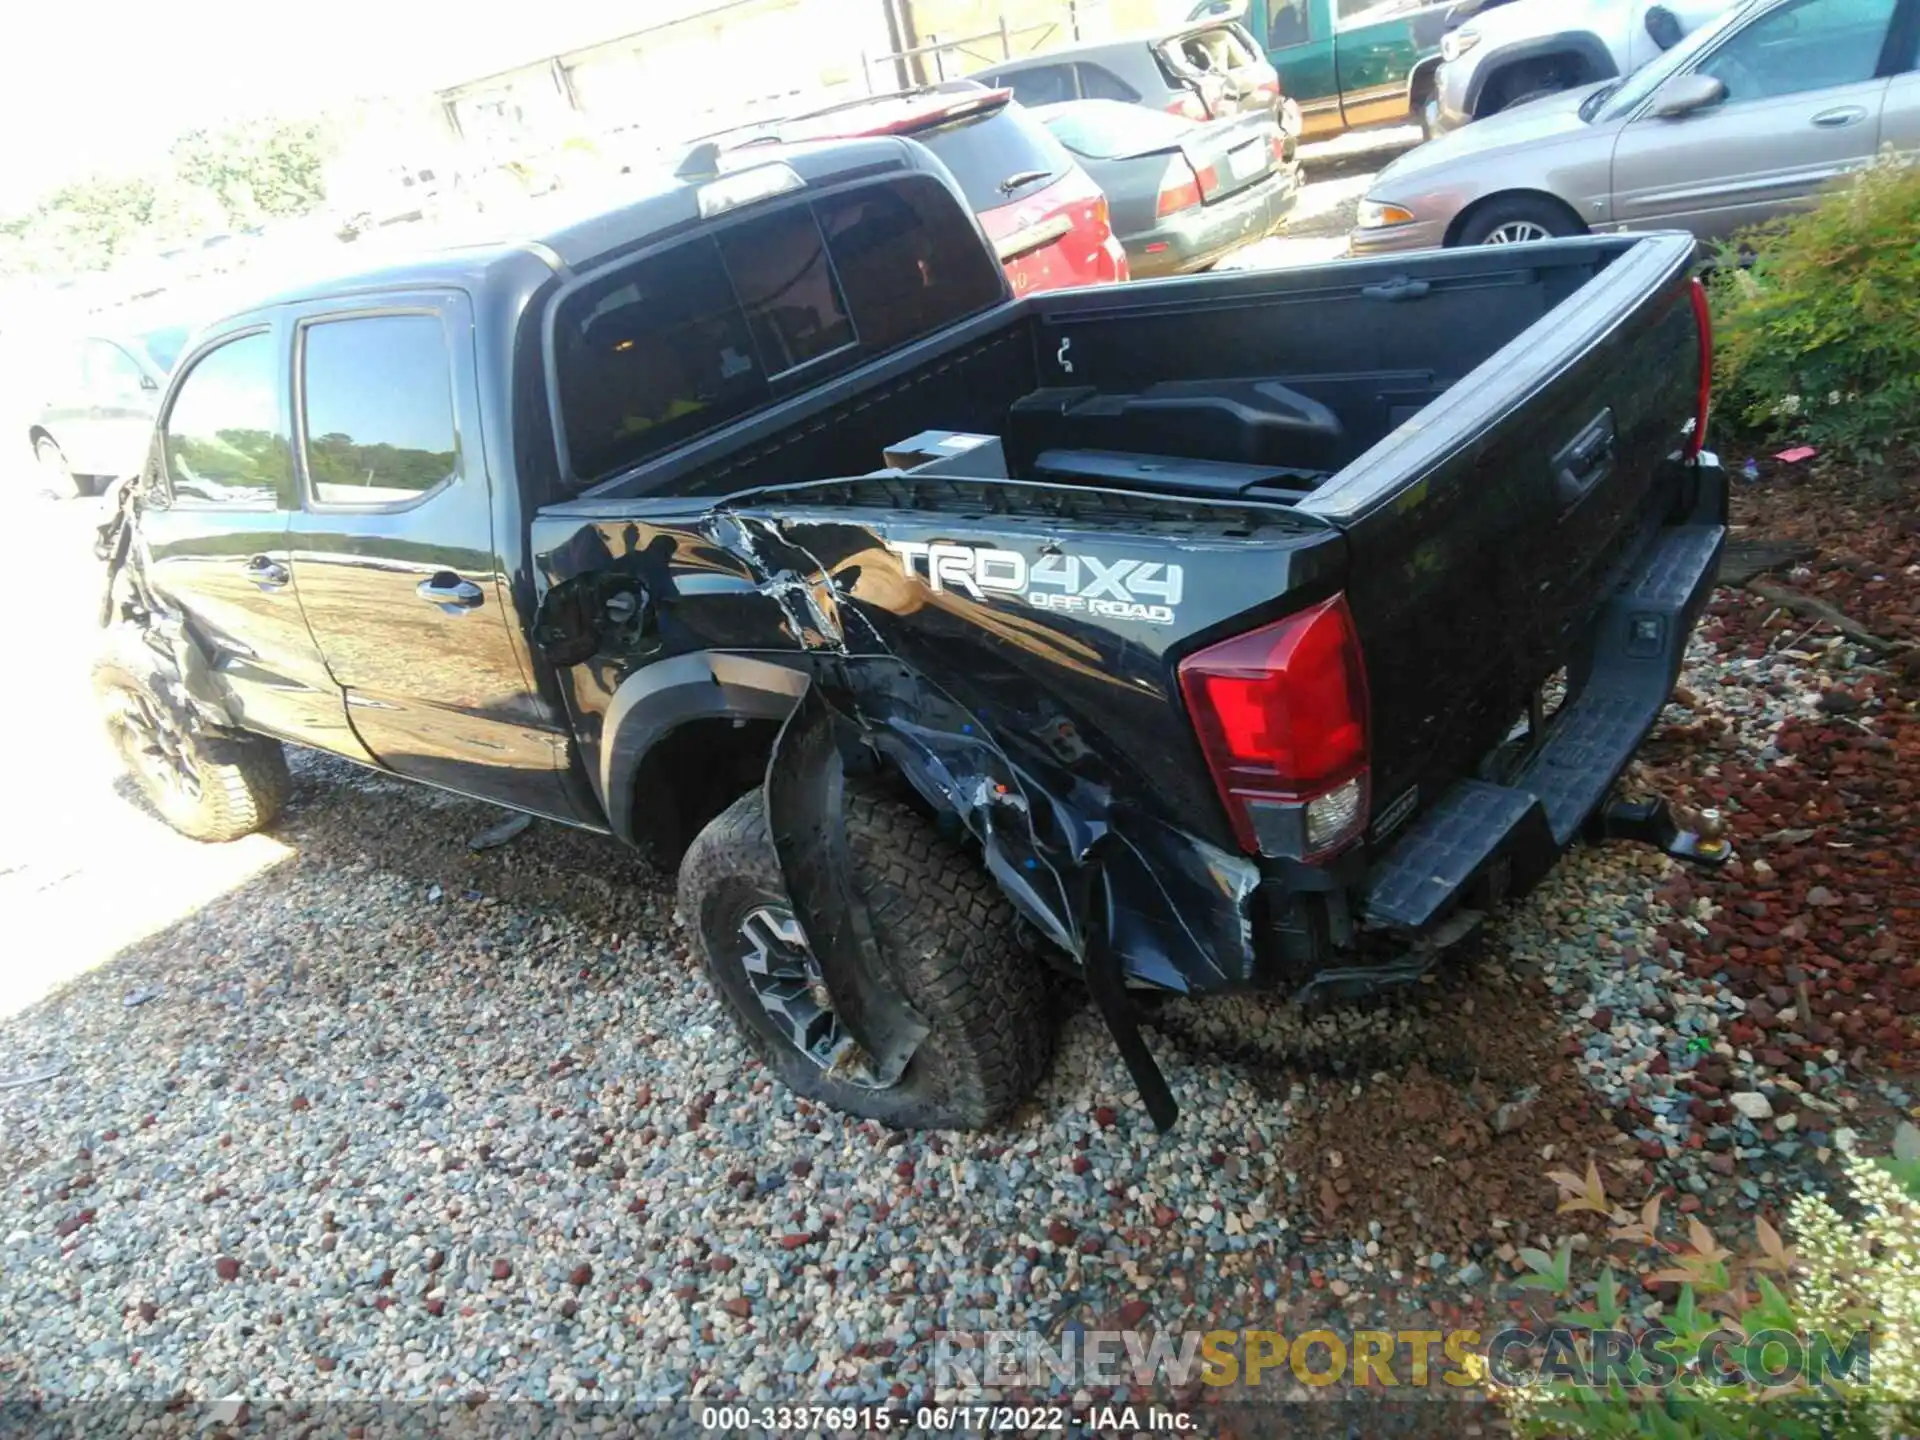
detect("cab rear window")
[553,175,1004,486]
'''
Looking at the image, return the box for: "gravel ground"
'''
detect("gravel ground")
[2,437,1916,1421]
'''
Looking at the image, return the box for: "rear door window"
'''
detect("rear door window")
[301,314,460,507]
[906,106,1072,212]
[553,176,1004,485]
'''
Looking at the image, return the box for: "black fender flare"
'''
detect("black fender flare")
[1464,33,1619,117]
[598,651,808,844]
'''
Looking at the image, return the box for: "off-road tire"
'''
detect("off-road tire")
[93,653,290,842]
[678,785,1054,1129]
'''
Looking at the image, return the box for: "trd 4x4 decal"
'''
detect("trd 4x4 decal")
[884,541,1184,626]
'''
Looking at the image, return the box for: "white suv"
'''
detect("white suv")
[1432,0,1732,133]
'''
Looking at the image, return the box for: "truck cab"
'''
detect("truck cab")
[1188,0,1455,139]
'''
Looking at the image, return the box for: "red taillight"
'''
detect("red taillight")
[1686,276,1713,460]
[1178,595,1371,857]
[1269,132,1286,162]
[1167,93,1208,121]
[1156,158,1203,216]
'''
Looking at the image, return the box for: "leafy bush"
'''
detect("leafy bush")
[1708,154,1920,463]
[1494,1126,1920,1439]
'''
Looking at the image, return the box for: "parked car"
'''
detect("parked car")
[1187,0,1454,140]
[28,327,188,498]
[719,85,1128,295]
[92,128,1725,1132]
[1351,0,1920,255]
[973,19,1286,125]
[1036,100,1301,275]
[1432,0,1731,134]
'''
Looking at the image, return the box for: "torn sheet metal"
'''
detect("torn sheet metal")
[531,484,1330,998]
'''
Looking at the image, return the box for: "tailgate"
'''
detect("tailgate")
[1297,234,1708,848]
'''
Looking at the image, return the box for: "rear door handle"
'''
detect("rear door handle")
[246,556,290,590]
[1811,106,1868,128]
[417,572,484,611]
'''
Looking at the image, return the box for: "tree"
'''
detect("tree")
[171,118,333,227]
[0,114,336,277]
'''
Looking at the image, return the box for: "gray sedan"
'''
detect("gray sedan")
[1036,101,1302,277]
[1351,0,1920,255]
[28,326,187,498]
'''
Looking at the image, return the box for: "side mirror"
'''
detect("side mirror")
[1650,72,1728,119]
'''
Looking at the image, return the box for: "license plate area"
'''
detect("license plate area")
[1227,142,1267,182]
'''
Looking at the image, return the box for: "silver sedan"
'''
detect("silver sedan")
[1350,0,1920,255]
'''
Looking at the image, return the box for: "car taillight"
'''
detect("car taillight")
[1685,276,1713,460]
[1269,132,1286,162]
[1156,158,1204,216]
[1178,594,1371,858]
[1167,93,1208,121]
[1092,192,1111,236]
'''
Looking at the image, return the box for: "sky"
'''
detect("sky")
[1,0,709,209]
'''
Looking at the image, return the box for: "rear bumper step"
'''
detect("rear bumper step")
[1362,520,1725,933]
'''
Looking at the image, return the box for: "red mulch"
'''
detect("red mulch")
[1637,454,1920,1072]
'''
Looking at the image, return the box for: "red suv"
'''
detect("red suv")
[748,87,1129,297]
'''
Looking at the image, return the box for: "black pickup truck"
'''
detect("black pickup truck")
[94,134,1726,1131]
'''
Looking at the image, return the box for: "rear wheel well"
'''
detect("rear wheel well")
[1446,190,1587,246]
[629,715,784,866]
[1475,51,1601,116]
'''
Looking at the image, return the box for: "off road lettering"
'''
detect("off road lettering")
[886,542,1183,624]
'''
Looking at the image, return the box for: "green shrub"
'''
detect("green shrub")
[1493,1127,1920,1440]
[1708,154,1920,463]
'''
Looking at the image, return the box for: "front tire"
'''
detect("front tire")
[677,785,1054,1129]
[1455,195,1582,247]
[94,650,289,842]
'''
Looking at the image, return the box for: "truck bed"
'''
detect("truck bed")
[534,233,1716,994]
